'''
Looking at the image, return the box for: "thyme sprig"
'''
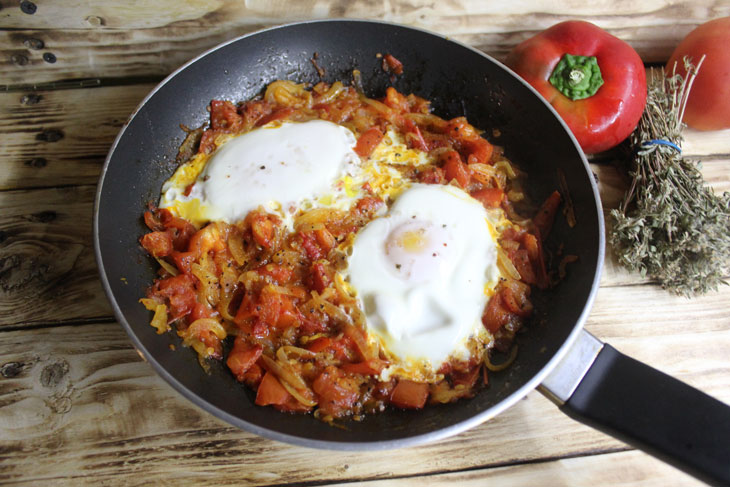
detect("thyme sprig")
[610,58,730,296]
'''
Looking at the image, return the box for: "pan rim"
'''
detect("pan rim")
[93,18,605,451]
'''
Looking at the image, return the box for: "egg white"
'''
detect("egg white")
[344,184,502,382]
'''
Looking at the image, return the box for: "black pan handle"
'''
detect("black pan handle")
[540,331,730,486]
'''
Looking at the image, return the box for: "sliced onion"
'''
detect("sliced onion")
[359,96,392,115]
[277,346,317,361]
[279,377,318,407]
[306,291,351,326]
[344,323,376,362]
[497,247,522,281]
[192,258,219,307]
[227,228,248,266]
[315,81,345,104]
[484,345,518,372]
[294,208,344,232]
[184,318,227,341]
[154,257,179,276]
[260,354,308,391]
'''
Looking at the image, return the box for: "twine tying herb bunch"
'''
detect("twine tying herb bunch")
[610,57,730,296]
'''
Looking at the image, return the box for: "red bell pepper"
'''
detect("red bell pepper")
[506,21,647,154]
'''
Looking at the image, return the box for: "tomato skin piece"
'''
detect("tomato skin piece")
[210,100,243,131]
[255,372,290,406]
[506,21,647,154]
[417,166,446,185]
[257,107,295,126]
[666,17,730,131]
[140,231,173,257]
[483,291,512,333]
[154,274,197,319]
[440,150,470,187]
[258,263,293,284]
[341,359,387,376]
[533,191,561,240]
[383,54,404,75]
[311,261,333,294]
[306,337,332,353]
[471,187,504,209]
[227,340,263,382]
[170,250,195,275]
[312,367,360,417]
[250,215,275,249]
[390,380,429,409]
[300,231,324,261]
[354,127,384,157]
[463,137,494,165]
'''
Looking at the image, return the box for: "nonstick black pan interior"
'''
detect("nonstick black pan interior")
[95,20,603,448]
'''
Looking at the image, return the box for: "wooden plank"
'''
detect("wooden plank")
[329,450,703,486]
[0,84,154,190]
[0,281,727,485]
[2,0,729,85]
[1,82,728,191]
[0,185,112,326]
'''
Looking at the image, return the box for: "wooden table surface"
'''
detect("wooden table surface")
[2,2,729,485]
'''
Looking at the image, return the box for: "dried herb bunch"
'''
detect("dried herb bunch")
[610,59,730,296]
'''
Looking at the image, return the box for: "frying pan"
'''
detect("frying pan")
[93,20,730,486]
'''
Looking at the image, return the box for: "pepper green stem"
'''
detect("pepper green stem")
[549,54,604,100]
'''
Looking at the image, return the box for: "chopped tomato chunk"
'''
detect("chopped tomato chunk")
[471,187,504,208]
[140,231,173,257]
[354,127,384,157]
[255,372,290,406]
[533,190,561,240]
[341,359,387,376]
[312,367,360,417]
[482,291,512,333]
[390,380,429,409]
[383,54,404,75]
[441,150,470,187]
[210,100,242,131]
[227,339,263,382]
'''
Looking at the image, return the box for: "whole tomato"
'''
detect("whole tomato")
[506,21,647,154]
[667,17,730,131]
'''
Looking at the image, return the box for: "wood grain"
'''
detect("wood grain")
[2,0,730,86]
[1,83,729,192]
[329,450,703,486]
[0,84,154,190]
[1,283,728,486]
[0,185,112,327]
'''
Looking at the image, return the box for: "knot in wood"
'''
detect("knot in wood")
[10,54,29,66]
[23,38,44,50]
[85,15,105,27]
[20,94,42,105]
[40,360,69,388]
[36,129,64,142]
[1,362,24,378]
[29,210,57,223]
[24,157,47,167]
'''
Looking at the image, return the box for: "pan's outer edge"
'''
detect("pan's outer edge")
[93,18,606,451]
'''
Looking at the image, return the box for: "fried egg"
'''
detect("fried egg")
[160,123,434,227]
[345,184,501,381]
